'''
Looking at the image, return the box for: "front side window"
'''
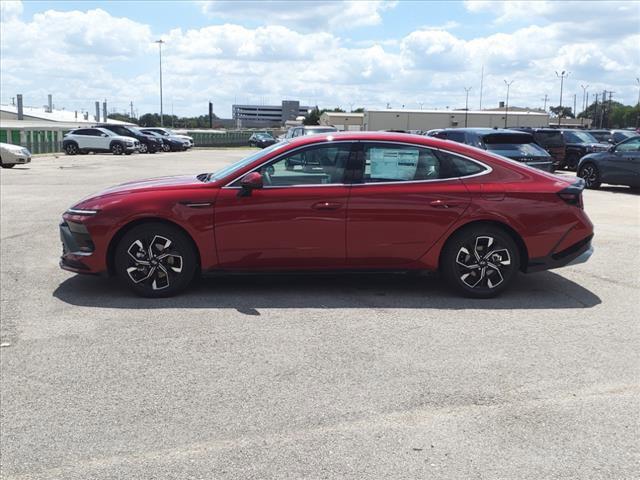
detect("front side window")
[250,143,352,186]
[563,131,598,144]
[616,137,640,153]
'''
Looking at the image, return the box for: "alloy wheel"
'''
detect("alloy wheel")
[112,144,123,155]
[66,144,78,155]
[125,235,184,291]
[162,143,170,152]
[454,235,512,290]
[139,143,148,153]
[579,164,599,188]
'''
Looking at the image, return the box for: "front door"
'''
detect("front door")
[346,142,474,267]
[215,142,355,269]
[603,137,640,186]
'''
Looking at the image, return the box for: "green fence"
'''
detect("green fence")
[187,130,255,147]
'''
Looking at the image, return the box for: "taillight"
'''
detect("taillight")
[557,179,585,209]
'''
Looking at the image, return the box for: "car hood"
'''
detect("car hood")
[73,174,206,207]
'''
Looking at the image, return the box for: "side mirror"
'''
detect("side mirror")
[238,171,263,197]
[608,145,616,152]
[101,133,108,137]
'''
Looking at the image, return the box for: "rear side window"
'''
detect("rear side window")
[361,143,459,182]
[435,150,488,177]
[445,131,466,143]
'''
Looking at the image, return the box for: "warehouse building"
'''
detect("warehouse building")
[363,109,549,131]
[232,100,311,126]
[319,112,364,131]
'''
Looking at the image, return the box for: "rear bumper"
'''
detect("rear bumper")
[526,235,594,273]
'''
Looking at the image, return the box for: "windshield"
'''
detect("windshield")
[485,143,550,157]
[563,131,598,143]
[208,141,288,182]
[615,131,637,140]
[306,128,336,135]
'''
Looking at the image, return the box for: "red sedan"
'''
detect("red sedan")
[59,132,594,298]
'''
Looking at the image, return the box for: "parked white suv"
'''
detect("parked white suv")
[63,128,140,155]
[0,142,32,168]
[142,128,194,148]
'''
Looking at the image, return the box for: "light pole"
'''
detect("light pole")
[581,84,589,126]
[504,79,514,128]
[636,78,640,128]
[464,86,472,127]
[155,39,165,126]
[555,70,569,126]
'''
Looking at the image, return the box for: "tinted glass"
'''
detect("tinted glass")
[613,131,637,143]
[73,129,91,136]
[485,143,550,157]
[435,150,487,176]
[210,142,289,181]
[563,131,598,143]
[445,131,466,143]
[616,137,640,152]
[362,144,458,182]
[255,143,351,186]
[533,131,563,147]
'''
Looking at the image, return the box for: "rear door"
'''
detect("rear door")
[346,142,474,267]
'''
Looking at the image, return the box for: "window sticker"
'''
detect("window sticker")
[370,148,419,180]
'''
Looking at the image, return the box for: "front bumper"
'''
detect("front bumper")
[526,235,594,273]
[59,220,98,273]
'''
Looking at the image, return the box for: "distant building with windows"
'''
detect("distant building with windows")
[232,100,311,127]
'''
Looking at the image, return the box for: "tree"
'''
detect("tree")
[579,100,640,128]
[549,106,574,118]
[303,106,321,125]
[352,107,365,113]
[107,113,137,123]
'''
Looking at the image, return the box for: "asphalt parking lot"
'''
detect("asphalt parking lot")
[1,149,639,479]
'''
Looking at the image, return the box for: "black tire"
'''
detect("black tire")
[1,162,15,168]
[578,162,601,189]
[111,143,124,155]
[114,222,198,298]
[64,142,79,155]
[441,225,520,298]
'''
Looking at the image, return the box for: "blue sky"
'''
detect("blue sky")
[2,1,638,118]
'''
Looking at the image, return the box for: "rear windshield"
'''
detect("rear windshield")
[563,131,598,144]
[482,133,533,145]
[533,131,563,147]
[485,143,550,157]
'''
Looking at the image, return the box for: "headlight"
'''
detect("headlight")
[21,148,31,156]
[65,208,99,216]
[126,141,134,146]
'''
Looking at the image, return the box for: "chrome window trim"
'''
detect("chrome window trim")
[222,139,492,189]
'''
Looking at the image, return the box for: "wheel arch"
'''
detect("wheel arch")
[106,217,202,276]
[108,139,125,149]
[439,219,530,272]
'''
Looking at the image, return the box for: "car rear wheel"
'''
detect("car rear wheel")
[114,222,197,297]
[441,226,520,298]
[139,143,148,154]
[578,163,601,189]
[162,143,171,152]
[65,143,78,155]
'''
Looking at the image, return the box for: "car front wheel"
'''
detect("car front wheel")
[139,143,148,154]
[111,143,124,155]
[441,226,520,298]
[114,222,197,297]
[65,143,78,155]
[578,163,601,189]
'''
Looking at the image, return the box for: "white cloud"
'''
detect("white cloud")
[198,0,397,31]
[0,0,23,20]
[0,1,638,117]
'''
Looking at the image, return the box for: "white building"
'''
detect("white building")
[363,109,550,132]
[319,112,364,131]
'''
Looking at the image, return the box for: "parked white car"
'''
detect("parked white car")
[142,128,194,148]
[62,127,140,155]
[0,142,31,168]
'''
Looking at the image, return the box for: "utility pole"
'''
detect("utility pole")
[504,79,514,128]
[479,64,484,110]
[573,94,577,121]
[555,70,569,126]
[593,93,599,127]
[130,101,134,119]
[155,39,165,126]
[600,90,607,128]
[580,84,589,126]
[464,86,472,127]
[541,94,549,111]
[608,91,614,129]
[636,78,640,128]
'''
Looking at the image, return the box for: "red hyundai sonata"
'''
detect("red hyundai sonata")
[59,132,593,298]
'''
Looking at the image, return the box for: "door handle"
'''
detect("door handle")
[312,201,342,210]
[429,200,461,209]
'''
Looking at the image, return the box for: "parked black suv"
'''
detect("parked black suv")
[559,130,609,170]
[432,128,554,172]
[512,127,566,169]
[587,129,639,145]
[94,124,162,154]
